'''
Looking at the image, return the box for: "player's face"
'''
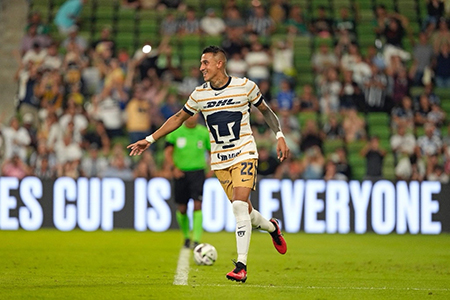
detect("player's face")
[200,53,219,82]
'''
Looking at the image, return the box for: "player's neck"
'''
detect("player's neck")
[209,74,230,89]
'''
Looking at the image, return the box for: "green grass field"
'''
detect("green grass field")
[1,230,449,299]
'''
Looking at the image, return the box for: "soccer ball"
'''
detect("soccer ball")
[193,243,217,266]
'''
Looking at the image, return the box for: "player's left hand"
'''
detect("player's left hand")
[276,137,290,162]
[127,139,151,156]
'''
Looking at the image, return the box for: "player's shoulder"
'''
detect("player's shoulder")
[228,76,254,88]
[194,82,211,92]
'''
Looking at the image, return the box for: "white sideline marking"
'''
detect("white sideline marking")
[199,284,450,291]
[173,248,191,285]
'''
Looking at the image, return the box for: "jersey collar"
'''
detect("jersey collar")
[210,76,231,91]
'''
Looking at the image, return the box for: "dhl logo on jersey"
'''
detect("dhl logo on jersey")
[204,98,238,109]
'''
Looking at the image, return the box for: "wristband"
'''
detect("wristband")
[145,134,155,144]
[275,131,285,139]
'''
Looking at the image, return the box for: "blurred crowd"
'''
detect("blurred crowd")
[1,0,450,183]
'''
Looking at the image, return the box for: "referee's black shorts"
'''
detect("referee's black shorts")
[174,169,205,205]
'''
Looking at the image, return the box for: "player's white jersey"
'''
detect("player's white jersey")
[183,77,262,170]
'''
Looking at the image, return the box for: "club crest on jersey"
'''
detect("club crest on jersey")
[205,98,237,109]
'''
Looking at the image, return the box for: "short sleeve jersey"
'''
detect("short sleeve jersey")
[183,77,262,170]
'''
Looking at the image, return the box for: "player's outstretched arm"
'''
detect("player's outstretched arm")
[127,109,191,156]
[256,101,290,162]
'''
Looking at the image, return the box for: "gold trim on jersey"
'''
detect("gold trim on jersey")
[196,93,247,102]
[249,94,261,103]
[201,101,249,112]
[209,132,252,144]
[247,84,256,97]
[195,78,248,91]
[185,102,197,112]
[210,140,253,154]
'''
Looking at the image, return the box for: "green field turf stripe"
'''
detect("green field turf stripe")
[173,248,191,285]
[199,284,450,291]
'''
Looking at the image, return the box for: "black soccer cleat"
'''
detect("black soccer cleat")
[183,238,191,249]
[226,260,247,283]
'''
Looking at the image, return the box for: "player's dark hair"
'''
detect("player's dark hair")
[202,46,227,60]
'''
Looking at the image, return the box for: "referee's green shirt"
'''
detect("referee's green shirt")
[166,124,210,171]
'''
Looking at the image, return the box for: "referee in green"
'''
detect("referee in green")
[164,114,211,249]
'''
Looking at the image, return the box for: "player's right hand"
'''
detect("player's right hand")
[127,139,151,156]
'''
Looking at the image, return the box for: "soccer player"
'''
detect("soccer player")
[164,114,210,249]
[128,46,289,283]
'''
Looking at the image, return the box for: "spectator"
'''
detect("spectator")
[312,44,338,74]
[334,7,356,38]
[227,52,248,78]
[125,84,151,143]
[91,26,116,56]
[1,117,31,161]
[427,164,449,183]
[352,53,372,87]
[269,0,289,23]
[257,146,279,177]
[395,150,426,181]
[410,32,434,86]
[417,123,442,157]
[427,103,446,128]
[26,11,50,36]
[300,120,323,153]
[133,151,158,179]
[22,42,48,67]
[224,6,246,34]
[424,0,445,31]
[340,43,359,72]
[422,83,440,105]
[177,7,201,36]
[101,153,134,181]
[433,43,450,88]
[221,28,246,57]
[160,12,179,36]
[363,64,388,112]
[324,160,348,181]
[200,8,226,36]
[1,154,31,179]
[390,67,410,107]
[339,70,361,111]
[301,145,325,179]
[29,140,57,178]
[322,113,344,140]
[178,66,201,98]
[20,24,51,56]
[390,121,416,160]
[361,135,386,181]
[273,80,298,112]
[391,96,415,130]
[160,93,182,120]
[42,43,63,70]
[271,37,295,89]
[285,5,308,36]
[299,84,319,112]
[80,144,108,178]
[318,68,342,115]
[333,147,352,179]
[54,0,86,35]
[310,6,333,38]
[430,18,450,53]
[414,94,432,127]
[383,17,406,48]
[55,132,83,166]
[278,110,301,157]
[82,120,111,155]
[59,101,89,141]
[245,40,271,84]
[342,108,366,142]
[246,4,275,37]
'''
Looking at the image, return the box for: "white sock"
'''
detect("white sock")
[232,201,251,265]
[250,209,276,232]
